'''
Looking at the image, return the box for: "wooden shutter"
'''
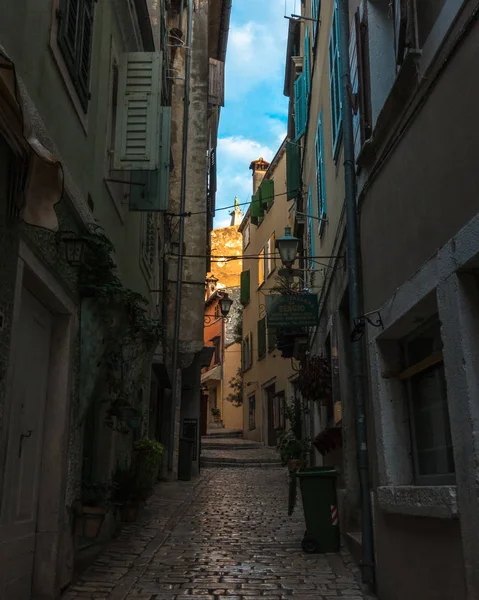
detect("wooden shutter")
[304,27,311,97]
[316,111,327,218]
[286,141,300,200]
[258,318,266,359]
[57,0,80,73]
[114,52,162,170]
[260,179,274,208]
[250,191,263,225]
[294,72,306,140]
[329,2,342,154]
[129,106,171,211]
[240,270,251,305]
[77,0,94,109]
[267,326,277,352]
[394,0,408,65]
[312,0,320,39]
[208,58,225,106]
[307,184,314,269]
[349,2,372,162]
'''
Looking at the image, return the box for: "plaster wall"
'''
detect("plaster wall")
[241,151,296,443]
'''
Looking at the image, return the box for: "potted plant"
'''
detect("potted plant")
[276,430,312,470]
[132,437,164,501]
[75,480,112,539]
[211,407,221,423]
[111,460,139,522]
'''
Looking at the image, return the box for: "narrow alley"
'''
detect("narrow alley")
[62,451,370,600]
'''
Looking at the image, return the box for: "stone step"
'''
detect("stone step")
[201,442,262,450]
[200,460,283,469]
[345,531,363,566]
[205,430,243,439]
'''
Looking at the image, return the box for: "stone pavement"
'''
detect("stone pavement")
[62,469,374,600]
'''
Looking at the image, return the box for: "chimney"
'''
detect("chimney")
[249,157,270,195]
[230,197,243,226]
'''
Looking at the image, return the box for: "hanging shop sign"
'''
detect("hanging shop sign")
[266,293,319,328]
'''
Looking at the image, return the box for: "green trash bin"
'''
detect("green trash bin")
[295,466,340,554]
[178,437,194,481]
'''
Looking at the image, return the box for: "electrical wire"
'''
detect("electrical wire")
[166,188,301,217]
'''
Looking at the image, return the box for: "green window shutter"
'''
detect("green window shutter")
[304,27,311,97]
[267,326,277,352]
[129,107,171,211]
[77,0,94,110]
[257,318,266,359]
[114,52,162,171]
[57,0,80,77]
[286,141,300,201]
[294,72,306,140]
[260,179,274,209]
[250,191,263,225]
[240,270,251,305]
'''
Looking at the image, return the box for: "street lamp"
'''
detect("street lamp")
[59,231,90,267]
[276,226,300,269]
[219,293,233,317]
[204,292,234,326]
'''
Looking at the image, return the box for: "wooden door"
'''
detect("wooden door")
[0,289,52,599]
[266,384,277,447]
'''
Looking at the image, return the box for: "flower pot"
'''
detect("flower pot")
[213,414,221,423]
[120,504,139,522]
[287,459,306,473]
[75,506,107,539]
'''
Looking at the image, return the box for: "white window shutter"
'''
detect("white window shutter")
[114,52,162,170]
[208,58,225,106]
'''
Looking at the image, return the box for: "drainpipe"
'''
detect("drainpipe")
[168,0,193,472]
[337,0,375,587]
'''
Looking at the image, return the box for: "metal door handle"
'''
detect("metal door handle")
[18,430,33,457]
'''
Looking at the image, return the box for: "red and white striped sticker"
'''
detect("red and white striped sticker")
[331,505,339,526]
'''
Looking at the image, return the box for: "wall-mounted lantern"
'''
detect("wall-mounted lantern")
[276,226,300,269]
[59,231,90,267]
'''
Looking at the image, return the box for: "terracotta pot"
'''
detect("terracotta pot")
[120,504,139,522]
[75,506,107,539]
[287,459,306,472]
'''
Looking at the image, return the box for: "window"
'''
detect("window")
[266,233,276,277]
[315,111,327,231]
[258,248,265,286]
[140,213,156,278]
[213,336,221,365]
[214,303,221,318]
[243,221,250,249]
[248,395,256,430]
[257,317,267,359]
[402,319,455,485]
[242,333,253,371]
[240,270,251,305]
[273,391,286,430]
[349,1,372,160]
[329,1,342,157]
[57,0,95,112]
[393,0,447,65]
[267,325,277,353]
[307,185,315,269]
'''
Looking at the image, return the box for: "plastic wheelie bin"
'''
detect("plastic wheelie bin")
[178,437,194,481]
[295,466,340,554]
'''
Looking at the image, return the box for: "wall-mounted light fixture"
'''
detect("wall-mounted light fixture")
[58,231,90,267]
[204,292,233,327]
[350,311,384,342]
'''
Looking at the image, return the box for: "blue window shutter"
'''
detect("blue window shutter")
[304,28,311,97]
[312,0,320,39]
[316,110,327,227]
[307,184,315,269]
[329,3,343,158]
[295,72,307,140]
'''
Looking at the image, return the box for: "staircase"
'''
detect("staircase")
[200,430,282,469]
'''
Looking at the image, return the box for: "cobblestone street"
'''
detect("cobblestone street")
[62,467,374,600]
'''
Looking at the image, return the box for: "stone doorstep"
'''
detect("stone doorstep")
[201,442,263,450]
[345,531,363,567]
[200,461,283,469]
[200,457,281,464]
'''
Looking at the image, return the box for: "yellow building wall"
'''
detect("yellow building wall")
[240,146,297,444]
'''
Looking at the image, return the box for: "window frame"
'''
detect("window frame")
[401,319,456,486]
[57,0,94,114]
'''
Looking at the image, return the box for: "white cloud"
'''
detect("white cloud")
[218,136,275,164]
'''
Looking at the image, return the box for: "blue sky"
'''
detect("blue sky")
[214,0,298,228]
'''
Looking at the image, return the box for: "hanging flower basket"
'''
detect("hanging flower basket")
[297,355,333,402]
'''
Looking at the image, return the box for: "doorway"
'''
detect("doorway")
[0,247,75,600]
[0,289,52,598]
[265,383,277,446]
